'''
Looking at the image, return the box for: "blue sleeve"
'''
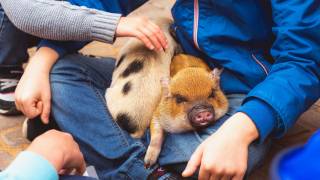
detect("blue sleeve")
[0,151,58,180]
[38,40,89,58]
[237,98,278,143]
[243,0,320,140]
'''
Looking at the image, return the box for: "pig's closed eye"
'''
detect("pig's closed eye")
[174,94,188,104]
[208,89,215,98]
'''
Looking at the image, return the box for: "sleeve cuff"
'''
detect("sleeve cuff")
[237,98,277,143]
[4,151,58,180]
[91,12,121,43]
[38,40,67,57]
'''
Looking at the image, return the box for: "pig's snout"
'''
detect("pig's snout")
[195,111,213,122]
[188,104,215,128]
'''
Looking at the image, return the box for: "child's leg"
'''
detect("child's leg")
[158,94,271,177]
[49,54,154,179]
[0,5,38,115]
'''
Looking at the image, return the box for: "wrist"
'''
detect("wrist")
[28,47,59,73]
[27,147,64,172]
[220,112,259,144]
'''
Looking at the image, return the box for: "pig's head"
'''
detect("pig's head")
[158,68,229,133]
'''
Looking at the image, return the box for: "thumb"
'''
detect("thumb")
[36,101,43,114]
[41,96,51,124]
[182,144,204,177]
[66,150,86,175]
[75,158,87,175]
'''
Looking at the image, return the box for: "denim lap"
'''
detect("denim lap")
[50,54,154,180]
[50,54,270,179]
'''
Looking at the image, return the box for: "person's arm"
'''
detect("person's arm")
[237,0,320,142]
[0,151,59,180]
[37,12,170,58]
[1,0,167,51]
[15,47,58,123]
[183,0,320,179]
[0,0,121,43]
[0,130,85,180]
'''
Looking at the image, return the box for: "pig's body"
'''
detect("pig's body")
[105,17,180,138]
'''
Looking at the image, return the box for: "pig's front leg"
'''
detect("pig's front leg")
[144,116,164,168]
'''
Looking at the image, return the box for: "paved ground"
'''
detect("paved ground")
[0,0,319,179]
[0,115,28,169]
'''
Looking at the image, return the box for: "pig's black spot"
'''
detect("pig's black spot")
[116,55,126,68]
[116,113,137,134]
[122,81,132,95]
[121,60,144,78]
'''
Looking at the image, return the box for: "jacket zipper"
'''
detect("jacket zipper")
[251,54,269,75]
[193,0,201,50]
[193,1,268,77]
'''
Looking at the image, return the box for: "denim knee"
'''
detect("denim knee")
[0,5,38,66]
[50,54,115,91]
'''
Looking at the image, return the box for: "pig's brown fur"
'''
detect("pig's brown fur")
[144,54,229,166]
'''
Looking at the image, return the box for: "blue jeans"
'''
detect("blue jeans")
[0,5,38,66]
[50,54,270,180]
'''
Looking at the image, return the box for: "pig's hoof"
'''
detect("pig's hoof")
[130,130,144,138]
[144,146,161,168]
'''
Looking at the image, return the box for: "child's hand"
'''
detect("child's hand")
[182,112,259,180]
[116,17,168,51]
[15,47,59,124]
[27,130,86,175]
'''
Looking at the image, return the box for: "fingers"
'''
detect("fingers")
[232,171,245,180]
[116,16,168,51]
[206,166,245,180]
[140,28,163,51]
[135,31,155,50]
[75,153,86,175]
[149,22,168,49]
[199,163,211,180]
[58,169,73,175]
[182,144,203,177]
[65,142,86,175]
[18,98,42,119]
[135,18,167,51]
[41,94,51,124]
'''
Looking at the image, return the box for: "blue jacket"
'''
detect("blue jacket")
[40,0,320,142]
[171,0,320,142]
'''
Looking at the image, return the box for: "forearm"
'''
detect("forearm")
[0,151,58,180]
[1,0,121,43]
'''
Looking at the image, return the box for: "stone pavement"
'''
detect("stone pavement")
[0,115,28,169]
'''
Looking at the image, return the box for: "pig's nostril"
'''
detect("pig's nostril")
[205,112,213,119]
[194,111,213,122]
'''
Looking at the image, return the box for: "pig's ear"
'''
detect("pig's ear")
[160,77,171,97]
[210,68,224,80]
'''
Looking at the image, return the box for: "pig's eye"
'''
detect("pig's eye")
[174,94,188,104]
[208,89,215,98]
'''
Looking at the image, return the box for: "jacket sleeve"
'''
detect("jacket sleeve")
[239,0,320,142]
[38,40,89,58]
[0,151,58,180]
[0,0,121,43]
